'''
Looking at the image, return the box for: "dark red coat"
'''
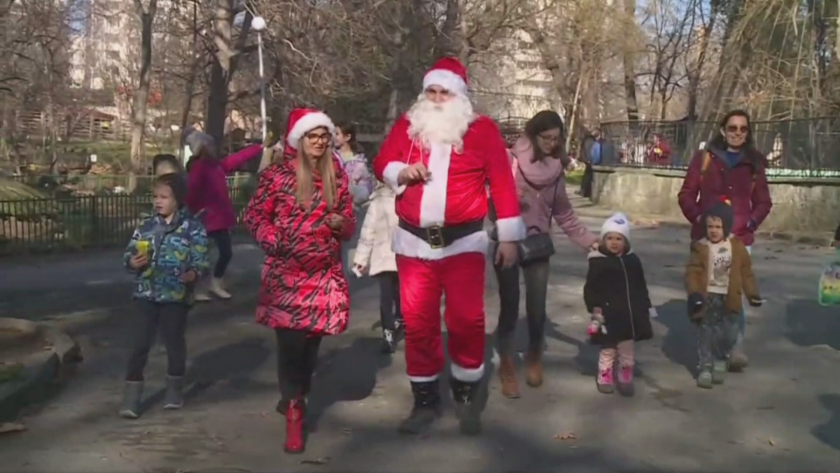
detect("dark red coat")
[677,148,772,246]
[244,157,356,335]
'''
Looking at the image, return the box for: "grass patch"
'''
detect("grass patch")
[565,168,584,185]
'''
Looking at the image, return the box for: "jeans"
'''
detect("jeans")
[494,257,551,356]
[126,301,189,381]
[208,230,232,278]
[342,207,366,280]
[697,293,739,369]
[736,245,752,342]
[376,271,402,331]
[275,328,323,400]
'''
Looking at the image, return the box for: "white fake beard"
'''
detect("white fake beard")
[407,94,475,150]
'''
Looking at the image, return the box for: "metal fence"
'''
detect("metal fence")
[0,177,254,256]
[598,117,840,176]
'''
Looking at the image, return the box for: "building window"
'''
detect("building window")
[521,79,552,88]
[516,59,542,69]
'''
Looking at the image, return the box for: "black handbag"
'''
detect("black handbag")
[516,167,561,264]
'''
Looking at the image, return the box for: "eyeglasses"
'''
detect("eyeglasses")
[725,125,749,133]
[537,133,561,143]
[305,133,331,144]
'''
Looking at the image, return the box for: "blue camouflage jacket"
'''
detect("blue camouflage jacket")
[123,209,210,304]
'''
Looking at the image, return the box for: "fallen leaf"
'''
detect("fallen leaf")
[301,457,331,465]
[768,439,775,446]
[0,422,26,434]
[554,432,577,441]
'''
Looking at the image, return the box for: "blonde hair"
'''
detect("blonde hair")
[295,140,337,211]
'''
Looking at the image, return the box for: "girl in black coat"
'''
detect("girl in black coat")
[584,213,656,396]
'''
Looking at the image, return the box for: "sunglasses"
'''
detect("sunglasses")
[725,125,749,133]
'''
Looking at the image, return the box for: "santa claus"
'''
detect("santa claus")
[373,57,525,436]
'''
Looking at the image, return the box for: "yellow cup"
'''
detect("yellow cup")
[136,240,150,256]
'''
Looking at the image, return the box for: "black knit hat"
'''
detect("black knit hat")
[704,198,733,238]
[154,173,188,209]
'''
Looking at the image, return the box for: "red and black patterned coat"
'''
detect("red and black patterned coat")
[244,157,356,335]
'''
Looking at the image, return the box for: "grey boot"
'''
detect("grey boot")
[163,376,185,410]
[119,381,144,419]
[450,378,482,436]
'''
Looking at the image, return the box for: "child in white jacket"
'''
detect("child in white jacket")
[353,182,403,353]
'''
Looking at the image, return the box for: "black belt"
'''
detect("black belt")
[398,220,484,249]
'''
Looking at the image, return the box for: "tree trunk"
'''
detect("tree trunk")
[128,0,157,192]
[686,0,719,120]
[621,0,640,121]
[205,0,252,147]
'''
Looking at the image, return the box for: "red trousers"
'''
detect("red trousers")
[396,252,486,383]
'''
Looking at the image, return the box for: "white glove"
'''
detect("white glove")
[649,307,658,318]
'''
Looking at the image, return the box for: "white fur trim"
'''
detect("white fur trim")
[451,362,484,382]
[391,227,487,260]
[423,69,468,96]
[496,216,526,242]
[382,162,408,195]
[408,374,440,382]
[287,112,336,148]
[419,143,451,227]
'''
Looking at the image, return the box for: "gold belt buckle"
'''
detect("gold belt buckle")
[426,225,445,249]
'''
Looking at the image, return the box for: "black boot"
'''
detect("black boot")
[163,376,185,409]
[398,380,442,435]
[119,381,144,419]
[450,377,482,436]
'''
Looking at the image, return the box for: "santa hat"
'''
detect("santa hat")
[423,57,469,97]
[601,212,631,243]
[285,108,336,149]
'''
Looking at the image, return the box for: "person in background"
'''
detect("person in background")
[244,108,355,454]
[577,128,597,197]
[184,131,264,301]
[153,154,183,176]
[353,181,404,353]
[335,121,374,278]
[677,109,772,371]
[584,213,656,397]
[685,200,762,389]
[492,110,598,399]
[119,173,209,419]
[646,133,672,166]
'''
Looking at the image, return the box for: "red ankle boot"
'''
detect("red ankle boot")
[284,398,306,454]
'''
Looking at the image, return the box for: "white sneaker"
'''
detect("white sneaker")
[209,277,232,300]
[194,292,212,302]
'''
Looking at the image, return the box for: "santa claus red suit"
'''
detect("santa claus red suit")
[373,57,525,436]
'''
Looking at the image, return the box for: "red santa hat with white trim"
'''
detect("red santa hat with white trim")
[422,57,469,96]
[283,107,336,158]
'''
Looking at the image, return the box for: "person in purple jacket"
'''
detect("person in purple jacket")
[490,111,599,399]
[184,131,264,301]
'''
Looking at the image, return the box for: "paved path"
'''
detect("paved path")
[1,218,840,472]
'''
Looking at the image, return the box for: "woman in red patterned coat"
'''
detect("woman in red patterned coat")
[243,108,356,454]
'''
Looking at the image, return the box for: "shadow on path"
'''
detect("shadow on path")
[656,299,696,378]
[785,298,840,350]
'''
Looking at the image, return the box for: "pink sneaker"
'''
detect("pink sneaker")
[617,365,635,397]
[596,367,614,394]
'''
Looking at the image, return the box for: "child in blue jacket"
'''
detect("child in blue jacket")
[119,173,210,419]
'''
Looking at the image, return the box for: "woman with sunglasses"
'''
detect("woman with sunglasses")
[677,109,773,372]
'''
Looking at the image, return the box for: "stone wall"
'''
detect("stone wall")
[591,166,840,233]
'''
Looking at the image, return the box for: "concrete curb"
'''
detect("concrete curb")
[572,201,835,247]
[0,318,82,422]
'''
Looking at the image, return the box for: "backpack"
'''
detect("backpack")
[699,151,757,194]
